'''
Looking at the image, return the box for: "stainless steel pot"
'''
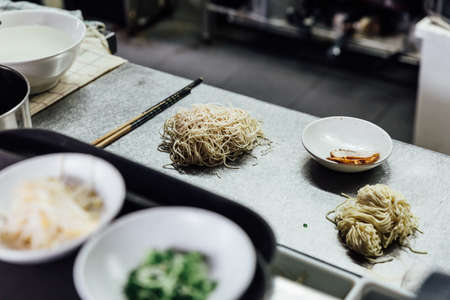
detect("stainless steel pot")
[0,64,32,130]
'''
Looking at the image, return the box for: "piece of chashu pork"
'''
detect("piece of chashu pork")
[327,149,380,165]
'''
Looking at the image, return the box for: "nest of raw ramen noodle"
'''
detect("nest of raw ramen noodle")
[159,104,267,168]
[326,184,425,262]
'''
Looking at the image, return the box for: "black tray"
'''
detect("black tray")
[0,129,276,300]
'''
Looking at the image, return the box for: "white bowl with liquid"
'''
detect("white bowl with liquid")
[0,10,86,94]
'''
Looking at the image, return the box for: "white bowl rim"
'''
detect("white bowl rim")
[0,152,126,263]
[301,116,393,169]
[73,206,257,300]
[0,9,86,65]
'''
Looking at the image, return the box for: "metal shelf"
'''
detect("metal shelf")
[203,2,420,65]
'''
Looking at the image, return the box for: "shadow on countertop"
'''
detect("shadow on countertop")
[301,158,391,195]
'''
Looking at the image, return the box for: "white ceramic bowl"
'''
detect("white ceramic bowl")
[0,153,125,264]
[302,116,393,173]
[0,10,86,94]
[74,207,256,300]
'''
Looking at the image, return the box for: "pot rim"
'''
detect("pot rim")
[0,64,30,119]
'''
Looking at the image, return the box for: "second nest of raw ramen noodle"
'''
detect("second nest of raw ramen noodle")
[159,104,266,168]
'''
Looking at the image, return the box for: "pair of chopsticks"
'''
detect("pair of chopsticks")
[92,77,203,148]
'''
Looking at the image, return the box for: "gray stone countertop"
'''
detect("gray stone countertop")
[34,63,450,291]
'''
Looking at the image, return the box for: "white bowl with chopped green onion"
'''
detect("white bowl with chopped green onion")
[74,207,257,300]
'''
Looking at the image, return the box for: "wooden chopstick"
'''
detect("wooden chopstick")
[92,77,203,146]
[92,77,203,148]
[95,88,191,149]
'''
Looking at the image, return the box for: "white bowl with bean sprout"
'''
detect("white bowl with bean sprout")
[0,153,125,264]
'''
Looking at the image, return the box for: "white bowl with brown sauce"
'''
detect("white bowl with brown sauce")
[0,10,86,94]
[302,116,393,173]
[0,153,125,264]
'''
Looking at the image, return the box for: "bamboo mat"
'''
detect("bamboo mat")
[30,39,127,116]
